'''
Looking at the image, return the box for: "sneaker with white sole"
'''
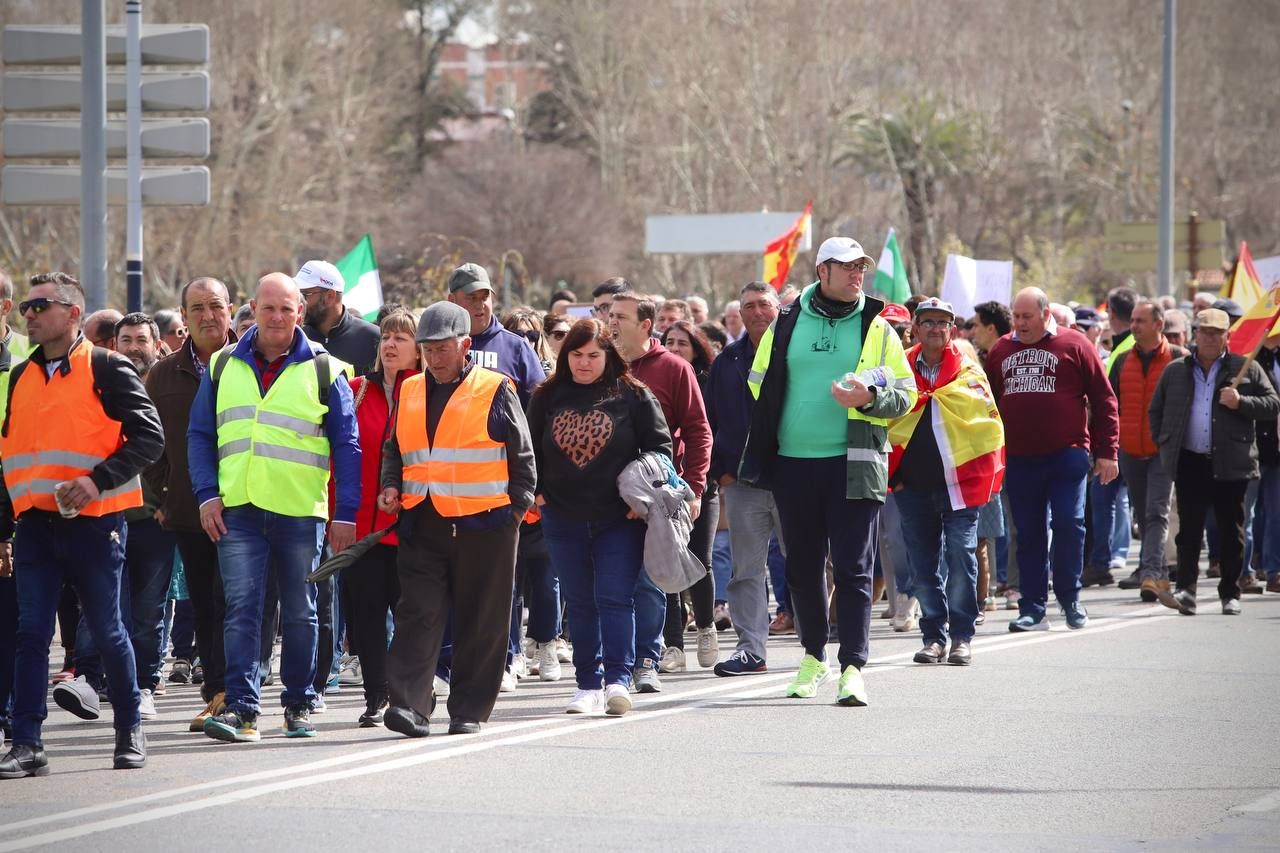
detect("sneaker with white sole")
[1004,588,1022,610]
[52,675,101,721]
[891,596,919,633]
[138,688,157,721]
[555,638,572,664]
[537,642,562,682]
[433,675,451,698]
[1222,597,1241,615]
[500,669,517,693]
[510,654,528,681]
[696,626,718,668]
[633,659,661,693]
[604,683,632,716]
[338,655,363,686]
[658,646,686,673]
[565,688,604,714]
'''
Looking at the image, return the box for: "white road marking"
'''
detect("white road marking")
[1231,790,1280,813]
[0,606,1176,850]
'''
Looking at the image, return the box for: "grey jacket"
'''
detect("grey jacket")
[617,451,702,594]
[1148,351,1280,481]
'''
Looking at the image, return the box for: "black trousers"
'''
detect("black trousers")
[173,530,227,701]
[663,486,720,649]
[387,505,517,723]
[1174,450,1247,601]
[772,457,879,671]
[345,542,400,705]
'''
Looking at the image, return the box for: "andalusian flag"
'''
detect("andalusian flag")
[1220,241,1265,313]
[874,228,911,304]
[336,234,383,321]
[762,201,812,290]
[1228,283,1280,357]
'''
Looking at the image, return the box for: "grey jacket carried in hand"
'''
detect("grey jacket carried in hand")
[617,451,703,594]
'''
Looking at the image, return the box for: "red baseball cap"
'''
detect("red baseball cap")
[880,303,911,325]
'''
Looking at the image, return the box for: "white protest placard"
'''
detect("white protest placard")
[1253,255,1280,292]
[940,254,1013,319]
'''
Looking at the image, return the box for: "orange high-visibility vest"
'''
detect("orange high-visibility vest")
[396,366,511,518]
[1,340,142,517]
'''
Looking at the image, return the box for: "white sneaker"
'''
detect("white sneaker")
[555,637,572,663]
[891,596,919,632]
[510,653,529,681]
[500,668,518,693]
[696,626,719,668]
[633,659,662,693]
[604,683,632,716]
[537,642,562,681]
[433,675,451,698]
[138,688,157,720]
[338,654,363,686]
[658,646,686,673]
[565,688,603,715]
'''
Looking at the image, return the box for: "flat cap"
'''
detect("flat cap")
[416,301,472,342]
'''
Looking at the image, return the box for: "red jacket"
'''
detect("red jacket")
[349,369,419,544]
[629,341,712,496]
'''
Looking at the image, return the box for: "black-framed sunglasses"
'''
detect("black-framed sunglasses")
[521,329,541,343]
[19,297,75,315]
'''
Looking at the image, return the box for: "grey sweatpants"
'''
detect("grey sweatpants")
[723,481,784,660]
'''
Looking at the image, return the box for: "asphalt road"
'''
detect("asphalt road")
[1,574,1278,852]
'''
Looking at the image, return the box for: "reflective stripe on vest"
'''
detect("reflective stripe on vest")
[0,341,142,517]
[212,351,332,519]
[396,367,511,518]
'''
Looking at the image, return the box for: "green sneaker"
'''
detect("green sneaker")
[785,654,832,699]
[837,665,868,707]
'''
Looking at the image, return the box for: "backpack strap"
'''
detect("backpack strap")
[1,359,27,439]
[90,345,112,400]
[314,352,331,409]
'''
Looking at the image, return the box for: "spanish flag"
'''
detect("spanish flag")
[762,201,812,291]
[1220,241,1265,312]
[1228,282,1280,357]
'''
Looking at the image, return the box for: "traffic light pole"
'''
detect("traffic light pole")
[80,0,108,311]
[126,0,143,312]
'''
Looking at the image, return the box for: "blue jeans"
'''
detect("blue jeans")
[895,486,980,645]
[13,512,139,745]
[540,506,645,690]
[711,529,732,603]
[1088,475,1129,567]
[217,506,324,715]
[122,518,177,691]
[1005,448,1090,619]
[1242,478,1261,573]
[1260,464,1280,579]
[632,569,666,668]
[880,491,911,597]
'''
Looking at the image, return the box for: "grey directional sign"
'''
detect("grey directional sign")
[1,165,211,206]
[2,24,209,65]
[3,71,210,112]
[3,118,209,159]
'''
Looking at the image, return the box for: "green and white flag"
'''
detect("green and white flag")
[335,234,383,321]
[874,227,911,305]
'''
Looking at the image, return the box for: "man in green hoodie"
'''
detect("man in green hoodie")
[739,237,916,707]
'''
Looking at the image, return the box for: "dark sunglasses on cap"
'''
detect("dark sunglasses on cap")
[19,297,75,315]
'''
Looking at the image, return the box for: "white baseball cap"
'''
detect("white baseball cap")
[815,237,872,267]
[294,260,345,292]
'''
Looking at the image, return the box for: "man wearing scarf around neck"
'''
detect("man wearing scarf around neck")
[887,298,1005,668]
[739,237,916,707]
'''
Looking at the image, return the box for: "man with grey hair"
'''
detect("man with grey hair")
[685,295,709,325]
[706,281,784,677]
[153,308,186,355]
[0,268,32,359]
[721,300,744,341]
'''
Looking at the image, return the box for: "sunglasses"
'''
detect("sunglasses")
[521,330,541,343]
[19,297,75,315]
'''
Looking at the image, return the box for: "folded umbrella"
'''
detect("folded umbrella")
[306,523,397,583]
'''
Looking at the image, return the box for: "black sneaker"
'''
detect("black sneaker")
[283,705,316,738]
[167,659,192,684]
[191,663,204,685]
[204,709,260,743]
[358,695,388,728]
[1117,570,1142,590]
[712,650,767,677]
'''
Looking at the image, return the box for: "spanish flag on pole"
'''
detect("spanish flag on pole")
[1220,241,1265,313]
[1228,282,1280,357]
[762,201,812,291]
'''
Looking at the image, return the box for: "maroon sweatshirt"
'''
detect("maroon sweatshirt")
[629,341,712,496]
[985,327,1119,460]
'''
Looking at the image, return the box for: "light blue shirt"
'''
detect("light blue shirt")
[1184,354,1223,454]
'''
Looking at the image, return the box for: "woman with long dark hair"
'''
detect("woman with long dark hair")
[657,321,722,671]
[527,319,672,716]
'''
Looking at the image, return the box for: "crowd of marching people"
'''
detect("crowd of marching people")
[0,233,1277,777]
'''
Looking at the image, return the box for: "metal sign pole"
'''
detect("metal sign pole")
[80,0,108,311]
[1156,0,1176,298]
[126,0,143,312]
